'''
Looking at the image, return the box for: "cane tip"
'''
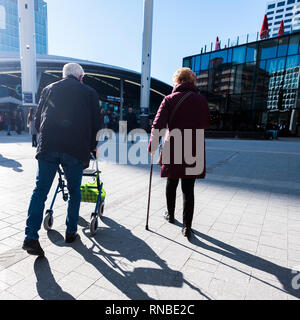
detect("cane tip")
[145,226,149,231]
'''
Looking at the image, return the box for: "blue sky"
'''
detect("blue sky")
[46,0,267,85]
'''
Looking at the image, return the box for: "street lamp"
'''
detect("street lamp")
[140,0,153,130]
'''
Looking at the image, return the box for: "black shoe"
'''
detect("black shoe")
[164,211,175,224]
[22,238,45,257]
[182,227,192,240]
[65,232,78,243]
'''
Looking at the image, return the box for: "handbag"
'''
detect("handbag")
[157,91,193,166]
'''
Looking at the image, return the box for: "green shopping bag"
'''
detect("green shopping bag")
[80,178,106,204]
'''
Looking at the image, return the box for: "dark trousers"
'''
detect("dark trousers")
[32,134,37,147]
[166,178,196,228]
[25,152,83,240]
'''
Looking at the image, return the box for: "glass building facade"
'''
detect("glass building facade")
[183,31,300,136]
[0,0,48,54]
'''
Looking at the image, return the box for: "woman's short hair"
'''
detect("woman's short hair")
[63,63,85,80]
[173,68,196,85]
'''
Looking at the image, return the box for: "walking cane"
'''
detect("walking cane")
[145,154,154,231]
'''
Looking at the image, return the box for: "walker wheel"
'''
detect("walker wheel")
[90,216,98,236]
[43,210,54,231]
[98,202,105,220]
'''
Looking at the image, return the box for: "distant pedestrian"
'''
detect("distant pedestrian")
[278,120,287,137]
[22,63,102,257]
[104,110,112,140]
[27,107,38,147]
[266,121,278,140]
[16,110,23,135]
[5,112,11,136]
[148,68,210,240]
[0,113,4,131]
[125,107,138,143]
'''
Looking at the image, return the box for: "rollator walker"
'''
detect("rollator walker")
[43,153,106,236]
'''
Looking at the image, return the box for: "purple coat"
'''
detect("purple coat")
[148,82,210,179]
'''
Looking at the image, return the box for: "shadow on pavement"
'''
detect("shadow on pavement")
[0,154,23,172]
[150,221,300,299]
[34,257,75,300]
[44,216,210,300]
[191,230,300,299]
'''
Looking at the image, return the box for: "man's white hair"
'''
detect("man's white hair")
[63,63,85,79]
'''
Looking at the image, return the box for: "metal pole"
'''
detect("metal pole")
[145,155,154,230]
[120,78,124,121]
[18,0,37,107]
[140,0,153,130]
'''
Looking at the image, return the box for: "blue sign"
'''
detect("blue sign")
[23,92,33,104]
[141,108,149,115]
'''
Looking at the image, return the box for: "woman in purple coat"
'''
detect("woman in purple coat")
[148,68,210,239]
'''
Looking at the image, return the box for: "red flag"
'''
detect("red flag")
[260,14,269,39]
[215,36,221,50]
[278,20,285,36]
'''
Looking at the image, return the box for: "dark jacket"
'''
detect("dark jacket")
[125,112,138,130]
[148,82,210,179]
[35,76,102,168]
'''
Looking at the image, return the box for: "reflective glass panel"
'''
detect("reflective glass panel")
[200,54,210,71]
[183,58,192,69]
[266,57,286,74]
[209,50,228,67]
[286,54,300,69]
[246,43,258,62]
[232,46,246,64]
[259,38,278,60]
[288,34,300,55]
[277,36,289,57]
[0,5,6,29]
[194,55,201,72]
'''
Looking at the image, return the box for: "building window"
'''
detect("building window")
[288,34,300,55]
[34,0,39,11]
[259,38,278,60]
[277,1,286,6]
[0,5,6,29]
[183,58,192,69]
[277,9,284,13]
[268,4,276,9]
[287,0,295,4]
[278,37,289,57]
[246,43,258,62]
[232,46,246,64]
[286,6,293,10]
[200,54,210,71]
[275,15,283,19]
[286,13,293,16]
[286,54,300,69]
[267,11,275,15]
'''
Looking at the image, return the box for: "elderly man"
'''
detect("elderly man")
[22,63,102,257]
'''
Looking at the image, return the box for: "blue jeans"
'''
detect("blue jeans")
[25,152,83,240]
[267,130,278,140]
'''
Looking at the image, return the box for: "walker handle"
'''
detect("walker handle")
[90,152,99,172]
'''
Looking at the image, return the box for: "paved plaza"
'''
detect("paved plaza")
[0,131,300,300]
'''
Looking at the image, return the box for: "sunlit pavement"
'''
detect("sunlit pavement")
[0,131,300,300]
